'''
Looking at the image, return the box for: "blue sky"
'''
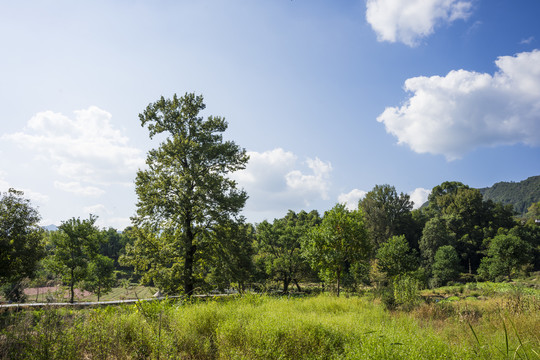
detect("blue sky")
[1,0,539,228]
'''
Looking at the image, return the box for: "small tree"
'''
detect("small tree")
[302,204,370,296]
[376,235,418,279]
[47,215,100,303]
[478,234,532,281]
[432,245,461,286]
[83,254,116,301]
[0,189,45,302]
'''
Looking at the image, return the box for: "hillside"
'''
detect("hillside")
[478,175,540,215]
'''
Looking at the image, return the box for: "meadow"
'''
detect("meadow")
[1,282,539,359]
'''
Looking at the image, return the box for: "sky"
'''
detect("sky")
[1,0,539,229]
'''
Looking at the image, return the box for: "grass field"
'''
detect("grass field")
[1,285,539,359]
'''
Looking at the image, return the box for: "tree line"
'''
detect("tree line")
[1,93,539,302]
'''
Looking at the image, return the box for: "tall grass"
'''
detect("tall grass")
[1,293,538,359]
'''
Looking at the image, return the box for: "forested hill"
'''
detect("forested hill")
[478,175,540,215]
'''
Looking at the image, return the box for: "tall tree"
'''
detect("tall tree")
[302,204,370,296]
[419,216,454,274]
[133,93,249,295]
[0,189,45,302]
[359,184,414,251]
[47,216,101,303]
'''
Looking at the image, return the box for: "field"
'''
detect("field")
[18,284,157,303]
[1,282,539,359]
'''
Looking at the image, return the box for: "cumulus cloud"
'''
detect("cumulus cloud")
[0,172,49,203]
[366,0,473,46]
[409,187,431,209]
[285,158,332,200]
[377,50,540,160]
[338,189,367,210]
[3,107,145,186]
[232,148,332,221]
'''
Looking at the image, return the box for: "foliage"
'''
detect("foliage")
[202,220,255,292]
[478,234,533,281]
[99,227,134,275]
[479,175,540,215]
[0,189,44,301]
[302,204,370,296]
[524,200,540,225]
[82,254,116,301]
[359,184,414,251]
[255,210,320,293]
[120,226,183,294]
[376,235,418,279]
[393,275,421,310]
[432,245,461,286]
[419,216,455,274]
[131,93,249,295]
[46,215,101,303]
[427,182,516,274]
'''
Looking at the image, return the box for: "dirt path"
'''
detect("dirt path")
[24,286,92,298]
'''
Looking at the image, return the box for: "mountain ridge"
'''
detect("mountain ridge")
[478,175,540,215]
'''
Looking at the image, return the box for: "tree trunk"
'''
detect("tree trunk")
[70,268,75,303]
[294,279,302,292]
[184,213,196,296]
[336,269,341,297]
[283,276,290,294]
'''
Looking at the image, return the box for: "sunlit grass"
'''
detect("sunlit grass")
[1,292,539,359]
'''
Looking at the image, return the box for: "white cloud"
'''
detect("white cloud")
[54,181,105,197]
[409,187,431,209]
[377,50,540,160]
[338,189,367,210]
[0,172,49,204]
[232,148,332,221]
[3,106,145,185]
[521,36,535,45]
[366,0,473,46]
[285,157,332,200]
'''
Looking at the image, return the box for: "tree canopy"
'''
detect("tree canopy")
[47,215,101,303]
[0,189,44,301]
[302,204,370,296]
[131,93,249,295]
[359,184,414,251]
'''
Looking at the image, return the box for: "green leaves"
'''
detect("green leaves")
[0,189,44,301]
[376,235,418,279]
[132,93,249,295]
[302,204,370,295]
[47,215,101,303]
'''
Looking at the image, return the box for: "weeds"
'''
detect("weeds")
[0,293,538,359]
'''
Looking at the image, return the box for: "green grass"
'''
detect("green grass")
[1,292,539,359]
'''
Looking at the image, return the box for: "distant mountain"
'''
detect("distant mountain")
[42,224,58,231]
[478,175,540,215]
